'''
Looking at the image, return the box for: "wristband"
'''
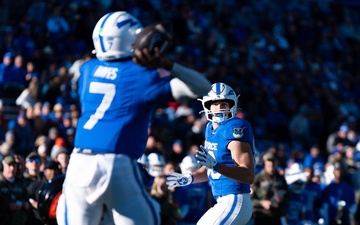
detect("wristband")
[189,174,194,184]
[213,163,220,171]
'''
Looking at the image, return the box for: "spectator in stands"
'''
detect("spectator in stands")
[68,52,92,92]
[251,152,290,225]
[58,112,72,138]
[166,139,187,166]
[3,130,17,153]
[49,103,64,125]
[320,162,357,225]
[31,102,49,136]
[27,160,61,225]
[303,144,325,172]
[342,146,360,204]
[163,161,177,176]
[25,61,39,91]
[34,135,50,172]
[13,113,34,156]
[284,163,307,225]
[0,142,13,161]
[53,149,69,174]
[23,151,43,186]
[150,175,181,225]
[185,118,205,149]
[0,52,13,93]
[45,6,70,55]
[327,123,352,154]
[11,54,27,88]
[288,105,312,150]
[303,166,322,223]
[327,147,345,166]
[15,25,36,61]
[0,155,31,225]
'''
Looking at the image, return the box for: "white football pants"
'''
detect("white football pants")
[197,193,252,225]
[56,152,160,225]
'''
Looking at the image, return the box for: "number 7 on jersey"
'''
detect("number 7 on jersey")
[83,81,116,130]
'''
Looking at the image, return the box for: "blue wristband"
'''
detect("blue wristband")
[213,163,220,171]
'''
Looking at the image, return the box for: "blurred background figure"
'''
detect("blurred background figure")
[303,167,323,224]
[284,163,308,225]
[148,152,166,177]
[0,155,31,225]
[251,152,290,225]
[150,175,181,225]
[27,160,61,225]
[320,163,357,225]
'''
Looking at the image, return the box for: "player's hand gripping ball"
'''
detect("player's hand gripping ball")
[133,21,173,58]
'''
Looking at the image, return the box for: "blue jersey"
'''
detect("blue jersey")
[204,117,255,198]
[75,58,173,158]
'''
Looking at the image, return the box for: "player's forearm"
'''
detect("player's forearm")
[216,164,255,184]
[170,63,211,97]
[192,166,208,184]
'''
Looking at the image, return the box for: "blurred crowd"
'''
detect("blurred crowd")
[0,0,360,224]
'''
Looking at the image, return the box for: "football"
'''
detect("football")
[133,21,173,58]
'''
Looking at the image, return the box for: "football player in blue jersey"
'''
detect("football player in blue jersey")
[166,82,255,225]
[55,11,211,225]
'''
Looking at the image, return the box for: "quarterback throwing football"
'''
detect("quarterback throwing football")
[167,82,256,225]
[56,11,211,225]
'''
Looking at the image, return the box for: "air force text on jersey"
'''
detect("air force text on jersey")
[204,141,218,151]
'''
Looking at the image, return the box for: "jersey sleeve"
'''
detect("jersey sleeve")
[141,68,173,105]
[223,118,253,144]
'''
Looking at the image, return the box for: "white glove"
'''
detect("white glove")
[166,172,193,189]
[195,145,219,170]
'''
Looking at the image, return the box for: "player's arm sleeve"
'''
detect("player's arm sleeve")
[224,119,253,143]
[169,63,211,102]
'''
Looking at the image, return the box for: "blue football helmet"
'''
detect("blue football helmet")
[198,82,239,123]
[92,11,143,61]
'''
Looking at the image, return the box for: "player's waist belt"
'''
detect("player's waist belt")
[73,148,97,154]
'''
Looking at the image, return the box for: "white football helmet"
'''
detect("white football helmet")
[198,82,239,123]
[180,155,200,175]
[92,11,143,61]
[137,153,149,171]
[147,153,165,177]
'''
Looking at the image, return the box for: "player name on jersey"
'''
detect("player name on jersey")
[94,66,118,80]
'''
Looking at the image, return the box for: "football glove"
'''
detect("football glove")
[195,145,219,171]
[166,172,193,189]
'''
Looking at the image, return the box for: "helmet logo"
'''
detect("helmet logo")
[117,19,139,29]
[233,128,243,139]
[213,83,225,95]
